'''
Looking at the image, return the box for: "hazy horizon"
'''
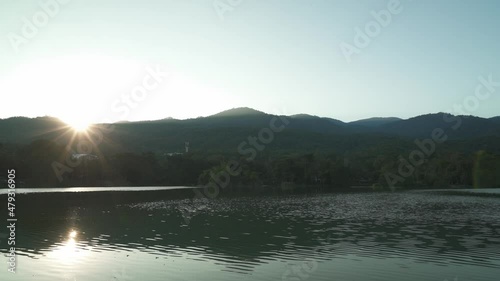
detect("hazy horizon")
[3,106,500,125]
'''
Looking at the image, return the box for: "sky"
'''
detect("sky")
[0,0,499,128]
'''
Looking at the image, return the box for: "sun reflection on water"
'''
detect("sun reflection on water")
[47,229,91,264]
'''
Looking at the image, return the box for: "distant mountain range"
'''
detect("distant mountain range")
[1,107,500,154]
[349,117,402,127]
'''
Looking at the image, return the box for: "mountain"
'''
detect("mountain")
[490,116,500,123]
[349,117,401,127]
[3,109,500,188]
[290,114,319,119]
[1,109,500,154]
[209,107,267,117]
[0,116,68,144]
[378,113,500,139]
[291,114,345,126]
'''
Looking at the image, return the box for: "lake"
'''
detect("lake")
[1,188,500,281]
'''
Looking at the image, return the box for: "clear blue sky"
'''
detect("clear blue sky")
[1,0,499,126]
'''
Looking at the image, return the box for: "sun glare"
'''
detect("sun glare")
[72,123,89,132]
[65,119,91,132]
[47,229,91,264]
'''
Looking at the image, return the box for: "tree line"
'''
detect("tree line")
[1,139,499,190]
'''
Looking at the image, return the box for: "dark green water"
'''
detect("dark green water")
[1,190,500,280]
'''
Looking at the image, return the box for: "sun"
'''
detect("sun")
[72,122,90,132]
[64,118,91,132]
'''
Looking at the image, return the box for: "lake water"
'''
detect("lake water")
[1,189,500,281]
[0,186,197,195]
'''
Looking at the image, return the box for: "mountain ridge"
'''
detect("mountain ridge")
[4,107,499,125]
[1,108,500,146]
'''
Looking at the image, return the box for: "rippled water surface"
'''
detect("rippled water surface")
[1,190,500,280]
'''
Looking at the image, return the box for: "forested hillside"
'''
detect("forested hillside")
[1,108,499,190]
